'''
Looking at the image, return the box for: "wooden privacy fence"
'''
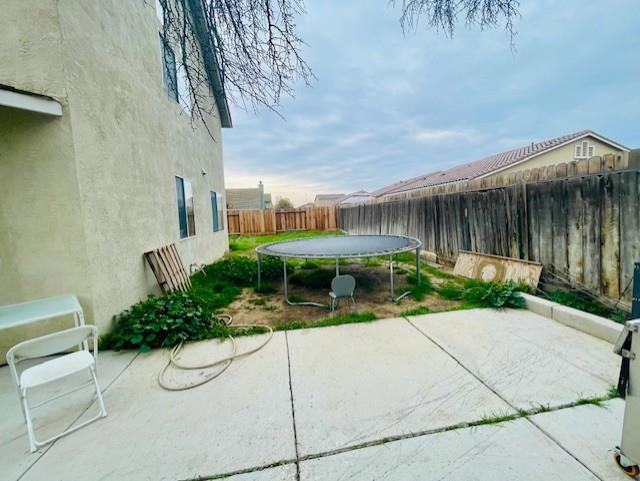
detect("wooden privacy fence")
[340,169,640,307]
[227,206,339,235]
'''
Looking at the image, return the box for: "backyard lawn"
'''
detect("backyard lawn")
[223,230,464,328]
[104,230,627,353]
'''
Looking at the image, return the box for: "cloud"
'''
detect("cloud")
[411,128,481,144]
[222,0,639,198]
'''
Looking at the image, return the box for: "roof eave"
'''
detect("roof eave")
[185,0,232,128]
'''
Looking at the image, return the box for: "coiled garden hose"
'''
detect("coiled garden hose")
[157,314,273,391]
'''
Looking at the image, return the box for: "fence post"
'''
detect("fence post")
[632,262,640,319]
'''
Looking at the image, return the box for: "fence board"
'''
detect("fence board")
[340,170,640,306]
[227,206,338,235]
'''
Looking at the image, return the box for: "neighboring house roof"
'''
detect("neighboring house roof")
[315,193,346,202]
[373,130,629,197]
[186,0,232,128]
[314,194,345,204]
[337,190,372,204]
[263,193,273,209]
[226,188,271,210]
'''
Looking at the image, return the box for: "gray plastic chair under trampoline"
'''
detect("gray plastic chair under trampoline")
[329,275,356,312]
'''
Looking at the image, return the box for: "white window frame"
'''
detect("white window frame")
[160,34,178,102]
[175,176,196,239]
[575,139,595,159]
[211,191,225,232]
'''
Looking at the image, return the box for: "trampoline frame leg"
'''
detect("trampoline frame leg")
[257,253,262,291]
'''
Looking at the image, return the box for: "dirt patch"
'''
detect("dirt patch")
[225,261,462,327]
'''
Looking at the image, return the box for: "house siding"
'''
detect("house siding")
[486,137,627,177]
[0,0,229,359]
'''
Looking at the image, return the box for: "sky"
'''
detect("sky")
[222,0,640,206]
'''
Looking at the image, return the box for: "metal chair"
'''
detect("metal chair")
[329,274,356,312]
[6,325,107,452]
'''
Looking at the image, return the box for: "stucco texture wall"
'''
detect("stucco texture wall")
[495,137,627,176]
[0,0,67,98]
[0,107,94,359]
[56,0,228,328]
[0,0,229,359]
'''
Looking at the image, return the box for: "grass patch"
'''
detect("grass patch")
[290,268,335,289]
[608,385,620,399]
[287,294,308,303]
[254,283,277,294]
[437,282,465,300]
[422,263,461,281]
[477,412,518,425]
[573,397,605,408]
[300,260,320,270]
[248,298,268,306]
[401,306,431,316]
[406,274,435,301]
[544,290,628,324]
[229,230,343,255]
[276,311,378,331]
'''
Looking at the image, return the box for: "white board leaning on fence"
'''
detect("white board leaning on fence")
[453,251,543,288]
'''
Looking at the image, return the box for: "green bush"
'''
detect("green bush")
[199,256,282,287]
[462,280,526,309]
[101,292,225,352]
[437,279,526,309]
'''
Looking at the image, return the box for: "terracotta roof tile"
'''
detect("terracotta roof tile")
[374,130,616,196]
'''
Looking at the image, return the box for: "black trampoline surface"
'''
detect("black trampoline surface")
[256,234,422,259]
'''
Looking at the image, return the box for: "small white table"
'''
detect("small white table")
[0,294,85,330]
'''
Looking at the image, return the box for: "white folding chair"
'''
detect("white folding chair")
[329,274,357,312]
[6,325,107,452]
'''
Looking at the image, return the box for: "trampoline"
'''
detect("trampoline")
[256,235,422,307]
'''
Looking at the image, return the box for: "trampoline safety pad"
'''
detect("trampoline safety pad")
[256,235,421,259]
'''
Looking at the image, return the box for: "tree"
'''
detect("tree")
[275,197,294,209]
[393,0,520,43]
[157,0,313,138]
[161,0,520,136]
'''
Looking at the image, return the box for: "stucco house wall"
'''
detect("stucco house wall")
[0,0,229,360]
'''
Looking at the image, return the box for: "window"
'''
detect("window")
[211,192,224,232]
[176,176,195,238]
[159,35,191,113]
[176,54,192,113]
[575,140,595,159]
[160,35,178,102]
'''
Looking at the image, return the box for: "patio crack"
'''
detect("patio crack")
[403,316,607,481]
[284,331,301,481]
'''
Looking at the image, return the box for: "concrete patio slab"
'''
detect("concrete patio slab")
[300,418,600,481]
[408,309,619,409]
[0,350,137,481]
[287,318,513,455]
[532,398,629,481]
[18,333,295,481]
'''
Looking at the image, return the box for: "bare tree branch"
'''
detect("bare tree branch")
[393,0,520,43]
[157,0,314,138]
